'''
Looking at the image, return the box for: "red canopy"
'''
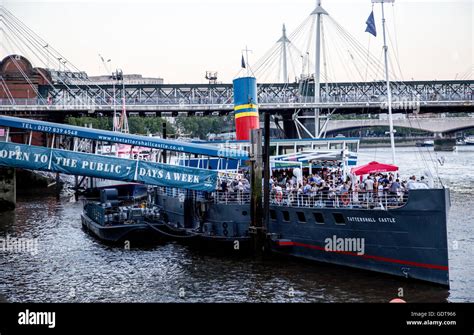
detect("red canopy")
[350,161,398,176]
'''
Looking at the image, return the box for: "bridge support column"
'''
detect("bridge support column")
[249,128,264,252]
[0,167,16,211]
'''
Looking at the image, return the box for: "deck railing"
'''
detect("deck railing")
[213,191,251,205]
[268,191,408,209]
[156,187,409,210]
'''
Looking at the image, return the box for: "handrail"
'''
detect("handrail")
[268,190,408,210]
[155,187,410,210]
[0,91,472,107]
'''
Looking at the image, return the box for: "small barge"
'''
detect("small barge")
[81,188,163,243]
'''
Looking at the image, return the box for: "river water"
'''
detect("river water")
[0,147,473,302]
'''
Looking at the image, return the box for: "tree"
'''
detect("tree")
[65,116,175,135]
[175,116,234,139]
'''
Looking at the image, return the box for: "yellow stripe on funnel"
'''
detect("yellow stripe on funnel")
[234,103,258,111]
[234,112,259,119]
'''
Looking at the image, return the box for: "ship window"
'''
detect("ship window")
[270,210,277,220]
[282,211,290,222]
[333,213,346,225]
[347,142,357,152]
[242,211,248,216]
[296,212,306,222]
[313,212,324,224]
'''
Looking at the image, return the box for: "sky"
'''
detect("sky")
[2,0,473,83]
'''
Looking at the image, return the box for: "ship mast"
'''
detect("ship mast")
[375,0,396,164]
[311,0,328,138]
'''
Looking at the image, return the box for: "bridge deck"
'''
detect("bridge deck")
[325,116,474,134]
[0,100,471,114]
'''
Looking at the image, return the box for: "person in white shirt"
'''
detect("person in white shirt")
[377,183,384,198]
[365,177,374,201]
[274,184,283,203]
[406,175,417,190]
[352,181,360,203]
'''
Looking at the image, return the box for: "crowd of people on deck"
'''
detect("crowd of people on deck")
[269,168,430,206]
[219,172,251,194]
[217,167,431,207]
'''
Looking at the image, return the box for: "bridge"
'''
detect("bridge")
[323,116,474,136]
[1,55,471,138]
[0,4,472,138]
[1,80,472,117]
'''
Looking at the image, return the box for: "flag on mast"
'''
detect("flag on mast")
[241,54,246,69]
[365,10,377,37]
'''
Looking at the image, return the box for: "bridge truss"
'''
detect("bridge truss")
[31,80,473,107]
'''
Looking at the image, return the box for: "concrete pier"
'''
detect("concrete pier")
[0,167,16,211]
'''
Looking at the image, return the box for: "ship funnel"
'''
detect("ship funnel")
[233,76,259,140]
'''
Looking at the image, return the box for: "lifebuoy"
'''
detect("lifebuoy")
[341,193,350,206]
[276,192,283,202]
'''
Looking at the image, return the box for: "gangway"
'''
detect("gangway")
[0,116,248,192]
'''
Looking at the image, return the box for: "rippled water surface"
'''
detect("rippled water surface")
[0,147,473,302]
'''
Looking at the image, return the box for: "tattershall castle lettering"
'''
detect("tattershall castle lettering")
[347,217,396,223]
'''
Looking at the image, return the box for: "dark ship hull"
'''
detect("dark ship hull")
[268,188,450,286]
[154,189,252,252]
[81,213,153,243]
[155,188,450,286]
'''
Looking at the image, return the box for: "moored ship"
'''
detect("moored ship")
[267,188,450,286]
[464,136,474,145]
[154,156,450,286]
[152,0,451,286]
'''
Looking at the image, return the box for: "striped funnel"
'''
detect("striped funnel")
[233,76,259,140]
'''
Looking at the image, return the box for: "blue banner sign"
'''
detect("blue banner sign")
[0,116,248,160]
[0,142,218,191]
[137,161,216,191]
[52,149,136,183]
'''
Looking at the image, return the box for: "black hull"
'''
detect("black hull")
[156,188,450,286]
[155,192,251,252]
[196,234,252,253]
[149,219,252,253]
[81,213,161,243]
